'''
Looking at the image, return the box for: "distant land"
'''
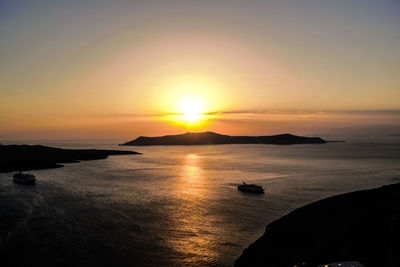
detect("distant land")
[235,183,400,267]
[0,145,140,172]
[120,132,326,146]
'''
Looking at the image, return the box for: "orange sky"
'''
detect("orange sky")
[1,1,400,140]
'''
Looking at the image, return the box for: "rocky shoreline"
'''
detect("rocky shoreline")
[0,145,140,172]
[235,183,400,267]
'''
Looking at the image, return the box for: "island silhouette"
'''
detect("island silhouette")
[0,145,140,172]
[120,131,326,146]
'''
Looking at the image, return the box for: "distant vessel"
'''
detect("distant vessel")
[238,182,264,193]
[13,172,36,184]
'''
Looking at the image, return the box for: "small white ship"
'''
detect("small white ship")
[238,182,264,193]
[13,172,36,184]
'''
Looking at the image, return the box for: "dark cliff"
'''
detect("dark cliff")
[235,183,400,267]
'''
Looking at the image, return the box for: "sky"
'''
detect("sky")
[1,0,399,140]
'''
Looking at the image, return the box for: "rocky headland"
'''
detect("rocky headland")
[0,145,140,172]
[235,183,400,267]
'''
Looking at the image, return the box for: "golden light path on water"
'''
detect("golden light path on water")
[167,153,218,265]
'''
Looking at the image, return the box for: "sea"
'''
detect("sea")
[1,138,399,266]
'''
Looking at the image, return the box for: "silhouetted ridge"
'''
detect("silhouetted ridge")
[0,145,140,172]
[120,132,326,146]
[235,183,400,267]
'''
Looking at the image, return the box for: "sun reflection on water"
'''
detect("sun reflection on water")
[186,153,198,159]
[183,154,201,183]
[166,153,220,265]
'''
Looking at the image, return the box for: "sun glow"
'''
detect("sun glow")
[155,76,228,129]
[177,97,205,123]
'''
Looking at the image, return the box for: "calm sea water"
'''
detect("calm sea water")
[1,139,400,266]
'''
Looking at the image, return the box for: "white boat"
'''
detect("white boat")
[13,172,36,184]
[238,182,264,193]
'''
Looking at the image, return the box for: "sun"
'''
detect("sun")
[177,97,205,123]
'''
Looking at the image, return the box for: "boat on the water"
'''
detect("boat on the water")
[13,172,36,184]
[238,182,264,193]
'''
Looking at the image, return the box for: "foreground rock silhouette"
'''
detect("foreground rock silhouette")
[0,145,140,172]
[121,132,326,146]
[235,183,400,267]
